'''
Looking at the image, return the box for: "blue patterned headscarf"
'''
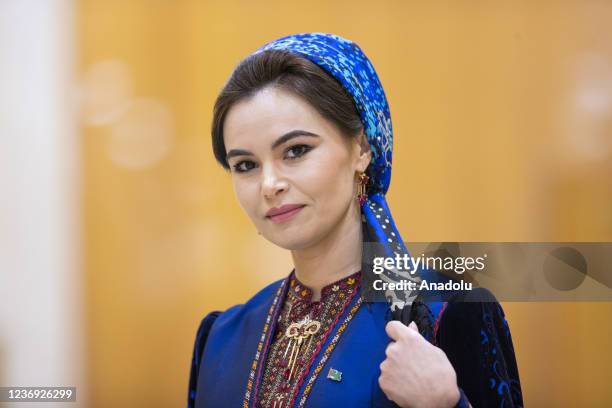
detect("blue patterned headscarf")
[254,33,421,310]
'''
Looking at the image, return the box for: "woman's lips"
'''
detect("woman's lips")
[266,204,305,224]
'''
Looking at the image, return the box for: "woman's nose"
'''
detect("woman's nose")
[261,163,288,199]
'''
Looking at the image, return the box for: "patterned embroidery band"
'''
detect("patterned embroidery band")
[243,279,287,408]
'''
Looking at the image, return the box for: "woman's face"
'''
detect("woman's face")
[223,86,371,250]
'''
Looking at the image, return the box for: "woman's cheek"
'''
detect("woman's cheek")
[316,179,349,222]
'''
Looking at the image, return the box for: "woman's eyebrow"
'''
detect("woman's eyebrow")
[271,130,320,149]
[226,130,320,162]
[226,148,253,161]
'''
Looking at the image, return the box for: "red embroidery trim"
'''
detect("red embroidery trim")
[432,301,448,344]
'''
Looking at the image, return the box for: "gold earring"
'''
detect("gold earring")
[357,172,369,205]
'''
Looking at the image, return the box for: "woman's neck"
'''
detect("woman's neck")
[290,203,363,302]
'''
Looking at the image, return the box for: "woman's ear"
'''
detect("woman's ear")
[355,131,372,172]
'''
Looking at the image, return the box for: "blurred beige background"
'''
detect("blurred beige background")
[1,1,611,407]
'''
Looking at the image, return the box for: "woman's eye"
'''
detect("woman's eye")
[285,144,312,160]
[232,160,257,173]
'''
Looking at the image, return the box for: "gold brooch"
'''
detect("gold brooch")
[284,316,321,382]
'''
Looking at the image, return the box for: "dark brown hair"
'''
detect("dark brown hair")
[211,50,363,169]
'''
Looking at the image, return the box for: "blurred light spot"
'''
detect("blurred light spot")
[107,98,174,169]
[564,53,612,162]
[80,59,133,126]
[576,83,611,115]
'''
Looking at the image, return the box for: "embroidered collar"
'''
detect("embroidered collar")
[288,270,361,303]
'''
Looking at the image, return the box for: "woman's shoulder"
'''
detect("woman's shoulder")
[437,287,506,328]
[433,287,510,343]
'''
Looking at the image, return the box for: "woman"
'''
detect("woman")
[188,33,523,408]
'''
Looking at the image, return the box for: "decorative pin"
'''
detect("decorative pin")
[327,368,342,382]
[284,316,321,382]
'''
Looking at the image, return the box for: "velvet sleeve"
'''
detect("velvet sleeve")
[187,311,221,408]
[435,288,523,408]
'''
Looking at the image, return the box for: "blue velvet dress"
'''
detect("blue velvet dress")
[187,272,523,407]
